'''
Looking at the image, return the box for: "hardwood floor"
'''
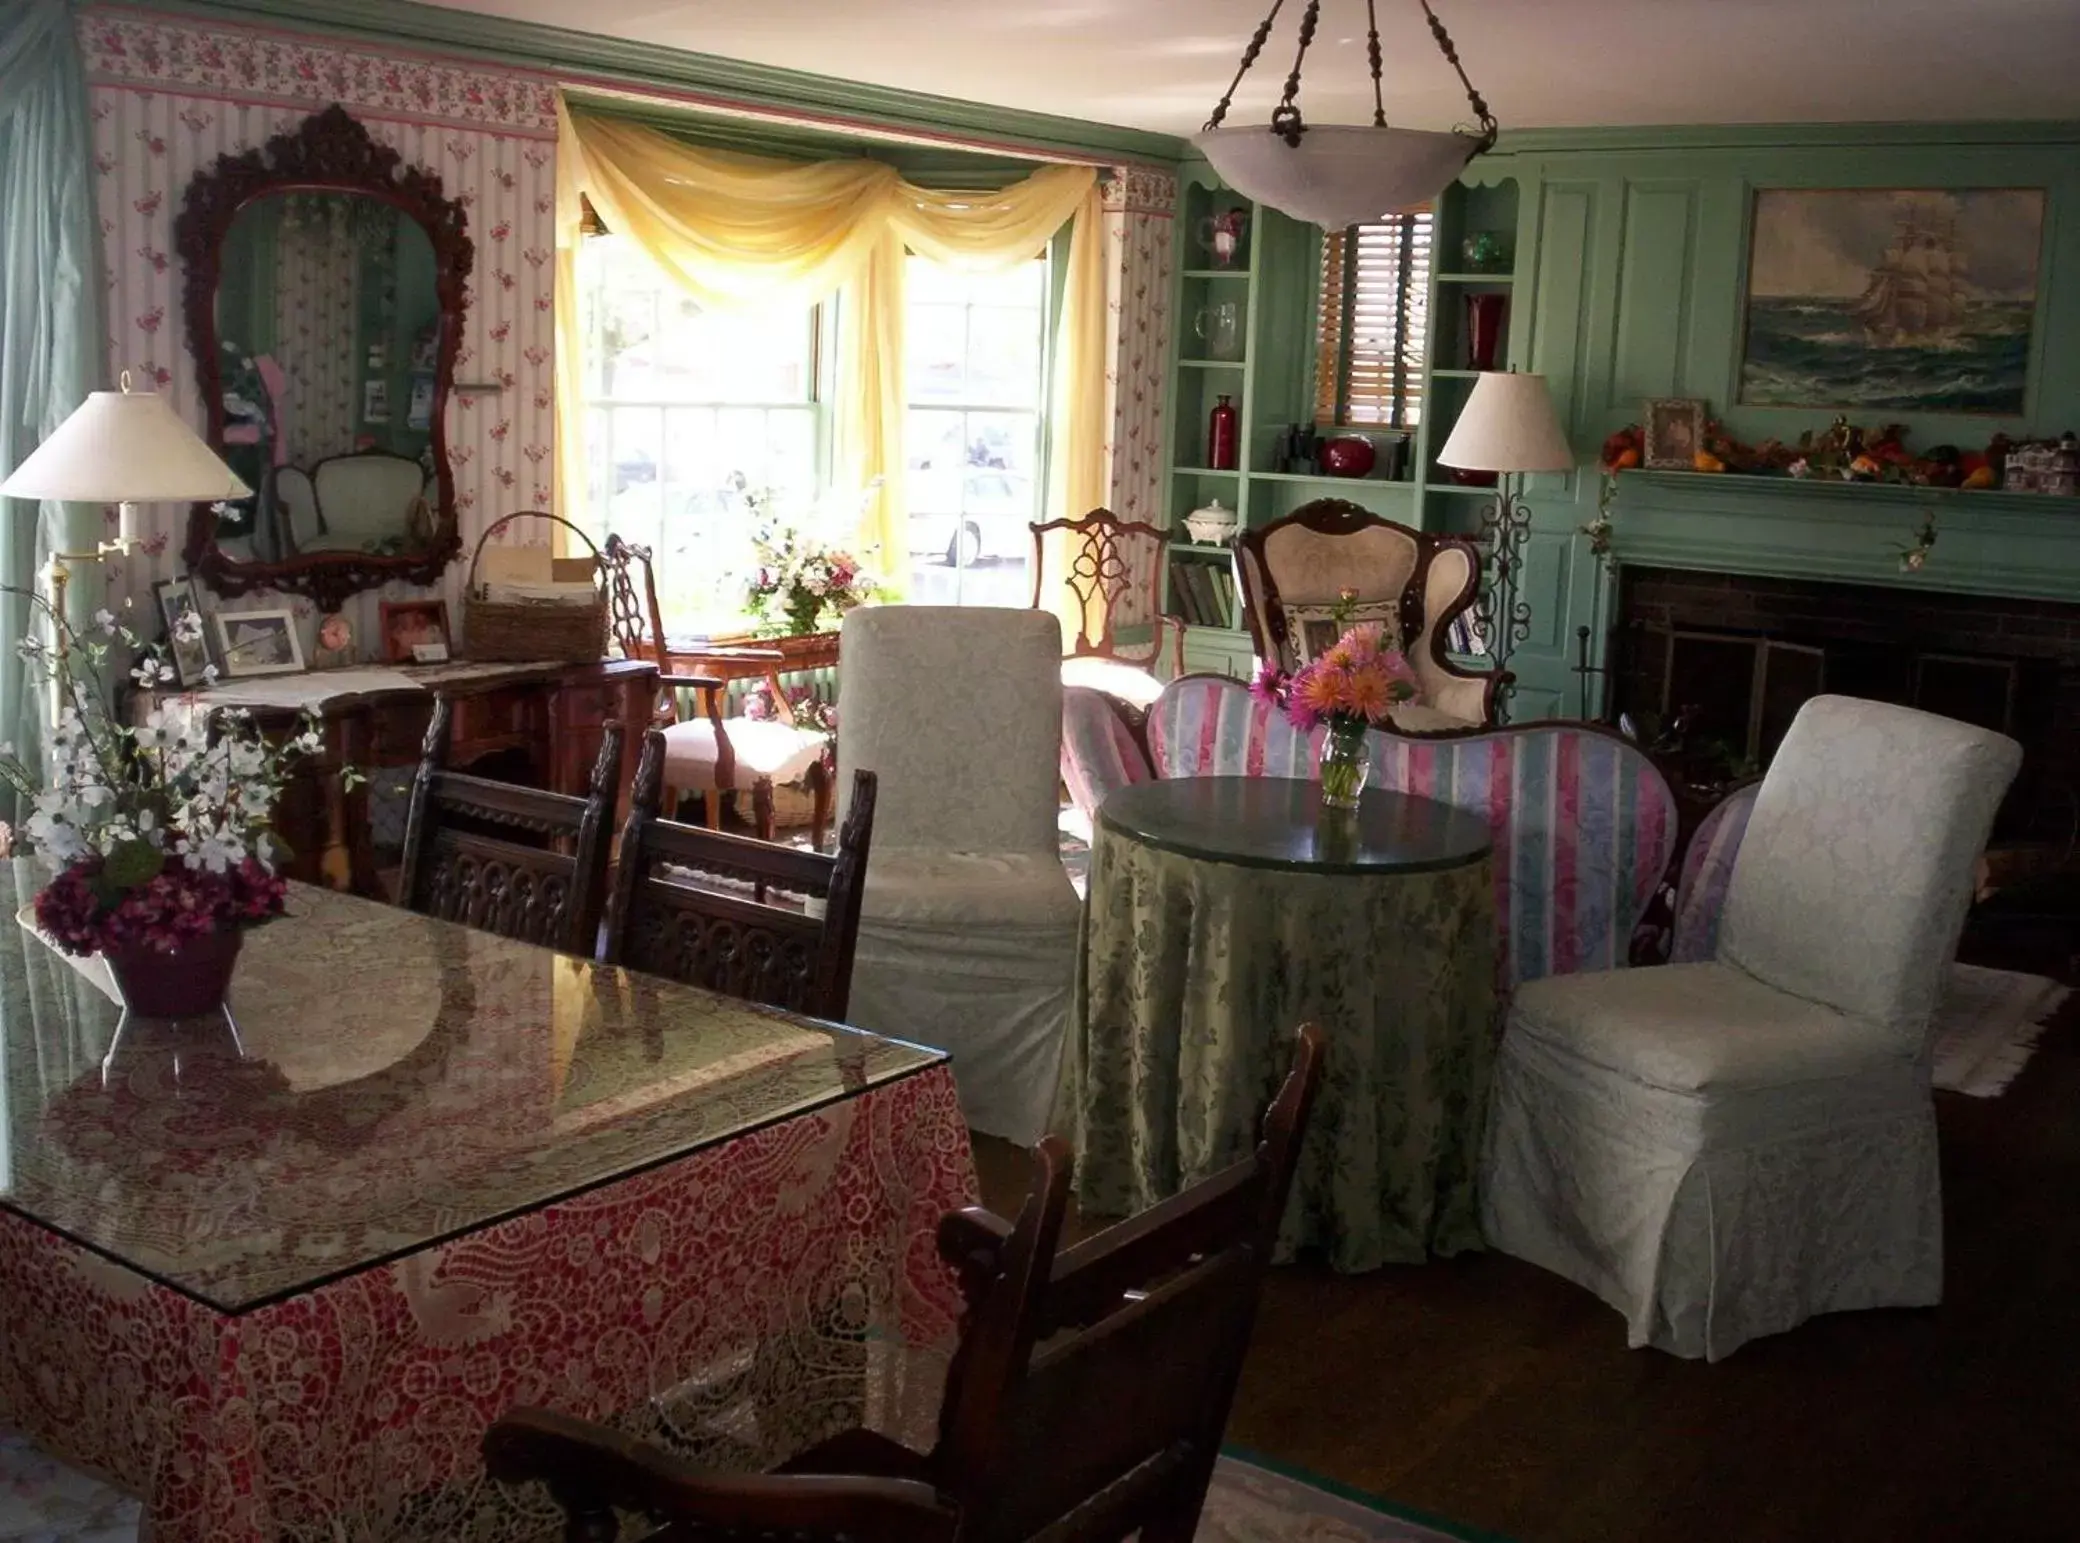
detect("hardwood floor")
[975,1006,2080,1542]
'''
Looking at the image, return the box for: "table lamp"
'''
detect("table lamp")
[0,371,251,646]
[1436,371,1575,685]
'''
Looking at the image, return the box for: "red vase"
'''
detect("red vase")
[1465,293,1508,370]
[1207,394,1238,471]
[103,929,244,1019]
[1318,436,1377,478]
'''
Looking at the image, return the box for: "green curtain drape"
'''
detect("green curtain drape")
[0,0,103,821]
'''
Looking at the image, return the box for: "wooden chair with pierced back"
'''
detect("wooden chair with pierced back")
[602,729,877,1020]
[397,696,621,956]
[1028,507,1184,713]
[482,1022,1327,1543]
[601,533,834,847]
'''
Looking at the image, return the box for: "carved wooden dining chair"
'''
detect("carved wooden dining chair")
[397,696,621,956]
[602,533,833,846]
[601,730,876,1020]
[483,1022,1327,1543]
[1029,506,1183,711]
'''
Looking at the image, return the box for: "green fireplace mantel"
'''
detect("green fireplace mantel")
[1609,471,2080,605]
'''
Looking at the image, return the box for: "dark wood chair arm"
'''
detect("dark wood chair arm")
[937,1206,1016,1306]
[483,1409,959,1543]
[658,673,729,692]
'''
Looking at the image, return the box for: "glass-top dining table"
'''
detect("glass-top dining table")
[0,861,976,1543]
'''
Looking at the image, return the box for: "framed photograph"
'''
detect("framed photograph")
[153,576,214,687]
[1643,398,1708,470]
[212,608,305,678]
[381,599,451,664]
[1739,188,2044,413]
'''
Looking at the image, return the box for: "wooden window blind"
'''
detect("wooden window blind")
[1313,211,1434,429]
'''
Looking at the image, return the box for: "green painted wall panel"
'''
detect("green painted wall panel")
[1609,183,1698,409]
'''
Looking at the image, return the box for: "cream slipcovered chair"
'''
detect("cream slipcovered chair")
[1236,499,1499,731]
[1483,696,2020,1360]
[837,606,1078,1141]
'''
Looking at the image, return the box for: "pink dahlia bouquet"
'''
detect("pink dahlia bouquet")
[1251,623,1421,734]
[1252,606,1420,809]
[741,486,884,638]
[0,595,326,958]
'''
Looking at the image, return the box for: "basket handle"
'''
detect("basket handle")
[466,511,604,596]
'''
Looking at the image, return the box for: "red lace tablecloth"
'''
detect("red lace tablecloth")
[0,1062,974,1543]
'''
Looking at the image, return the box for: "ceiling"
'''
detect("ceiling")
[420,0,2080,138]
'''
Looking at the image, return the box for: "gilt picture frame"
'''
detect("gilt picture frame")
[213,608,305,678]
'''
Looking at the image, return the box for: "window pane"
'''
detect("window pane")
[579,234,827,635]
[902,252,1049,605]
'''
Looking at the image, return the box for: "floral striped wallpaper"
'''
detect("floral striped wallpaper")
[79,6,559,655]
[1102,166,1177,528]
[75,5,1179,656]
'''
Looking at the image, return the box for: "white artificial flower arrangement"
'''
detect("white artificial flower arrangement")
[0,596,340,958]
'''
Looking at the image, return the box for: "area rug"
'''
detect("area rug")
[1932,963,2068,1098]
[1200,1452,1509,1543]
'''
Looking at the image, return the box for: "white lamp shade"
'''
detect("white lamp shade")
[1193,123,1482,230]
[0,386,251,506]
[1436,372,1576,474]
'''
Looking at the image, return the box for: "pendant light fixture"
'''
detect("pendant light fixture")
[1194,0,1497,230]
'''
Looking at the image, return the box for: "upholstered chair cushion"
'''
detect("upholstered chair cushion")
[310,451,428,545]
[659,716,828,793]
[1060,685,1153,827]
[1059,654,1164,710]
[1411,546,1486,725]
[1717,696,2021,1044]
[1670,783,1759,964]
[1146,675,1315,780]
[838,607,1064,857]
[1239,522,1419,673]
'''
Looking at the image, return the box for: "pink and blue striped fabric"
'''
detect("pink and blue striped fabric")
[1060,685,1154,823]
[1144,676,1679,988]
[1146,673,1322,780]
[1369,727,1678,987]
[1670,782,1760,964]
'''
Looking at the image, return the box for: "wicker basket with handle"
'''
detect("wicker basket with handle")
[462,511,608,663]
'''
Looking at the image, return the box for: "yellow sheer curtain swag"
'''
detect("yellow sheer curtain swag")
[555,96,1106,606]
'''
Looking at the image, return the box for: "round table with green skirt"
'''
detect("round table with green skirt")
[1055,775,1497,1272]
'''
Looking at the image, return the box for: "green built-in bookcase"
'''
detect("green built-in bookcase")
[1161,166,1521,679]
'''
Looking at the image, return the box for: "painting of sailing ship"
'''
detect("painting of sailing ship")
[1740,189,2043,413]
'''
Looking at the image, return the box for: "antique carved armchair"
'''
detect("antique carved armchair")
[602,534,833,847]
[1235,499,1502,730]
[603,730,877,1020]
[397,697,621,956]
[485,1024,1325,1543]
[1029,507,1184,711]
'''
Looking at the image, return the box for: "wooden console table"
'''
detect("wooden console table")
[146,658,657,896]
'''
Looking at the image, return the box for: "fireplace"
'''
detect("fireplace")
[1611,565,2078,847]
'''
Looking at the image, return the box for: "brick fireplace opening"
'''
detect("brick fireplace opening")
[1611,565,2080,849]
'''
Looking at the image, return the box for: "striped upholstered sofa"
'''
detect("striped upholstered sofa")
[1063,674,1680,989]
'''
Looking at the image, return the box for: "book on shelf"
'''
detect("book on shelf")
[1167,558,1203,626]
[1184,561,1222,628]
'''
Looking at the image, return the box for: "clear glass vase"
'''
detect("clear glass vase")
[1319,718,1371,811]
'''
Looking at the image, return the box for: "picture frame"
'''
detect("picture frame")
[1643,398,1708,470]
[153,575,214,688]
[212,608,306,678]
[1737,187,2044,414]
[381,599,451,664]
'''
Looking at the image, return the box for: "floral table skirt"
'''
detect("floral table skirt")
[1056,832,1497,1272]
[0,1065,974,1543]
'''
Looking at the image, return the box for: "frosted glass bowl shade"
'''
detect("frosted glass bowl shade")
[1193,123,1485,229]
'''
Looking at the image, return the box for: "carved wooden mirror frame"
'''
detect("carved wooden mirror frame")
[176,104,473,611]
